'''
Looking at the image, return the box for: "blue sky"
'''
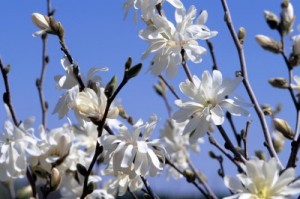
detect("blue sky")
[0,0,300,197]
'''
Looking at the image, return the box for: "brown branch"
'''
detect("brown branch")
[181,48,194,84]
[220,0,283,168]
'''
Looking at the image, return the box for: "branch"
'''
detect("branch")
[158,75,180,100]
[141,176,156,199]
[181,48,194,84]
[220,0,283,169]
[206,40,219,70]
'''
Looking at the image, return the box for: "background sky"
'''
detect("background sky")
[0,0,300,198]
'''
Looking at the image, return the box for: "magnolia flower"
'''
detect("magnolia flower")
[55,56,108,90]
[100,115,166,177]
[73,86,119,121]
[29,125,73,173]
[102,163,143,196]
[32,13,51,37]
[224,158,300,199]
[0,117,41,181]
[173,70,250,143]
[160,120,203,179]
[139,6,217,78]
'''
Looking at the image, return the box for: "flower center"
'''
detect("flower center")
[256,186,271,199]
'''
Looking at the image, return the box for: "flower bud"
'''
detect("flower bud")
[268,77,289,89]
[255,150,266,160]
[32,13,50,30]
[273,118,294,139]
[183,169,195,183]
[49,17,65,39]
[32,13,51,37]
[261,104,273,116]
[16,185,32,199]
[255,35,281,54]
[264,10,280,30]
[272,136,285,153]
[50,168,61,191]
[280,0,294,35]
[238,27,246,45]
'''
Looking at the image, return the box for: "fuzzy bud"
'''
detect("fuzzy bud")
[264,10,280,30]
[261,104,273,116]
[255,35,281,54]
[238,27,246,45]
[272,136,285,153]
[183,169,196,183]
[268,77,289,89]
[273,118,294,139]
[49,17,65,39]
[16,185,32,199]
[280,0,294,35]
[50,168,61,191]
[255,150,266,160]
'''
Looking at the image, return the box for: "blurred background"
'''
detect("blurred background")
[0,0,300,198]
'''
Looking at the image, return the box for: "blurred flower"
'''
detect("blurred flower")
[29,125,73,173]
[32,13,51,37]
[123,0,183,22]
[160,119,203,179]
[173,70,250,143]
[55,56,108,90]
[224,158,300,199]
[60,172,108,199]
[53,85,79,119]
[103,163,143,196]
[291,75,300,92]
[139,6,217,78]
[292,35,300,55]
[100,115,166,177]
[73,87,119,121]
[0,117,41,181]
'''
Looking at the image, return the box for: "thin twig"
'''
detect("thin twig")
[206,40,219,70]
[226,112,241,147]
[158,75,180,100]
[220,0,283,169]
[37,34,48,129]
[181,48,194,84]
[183,151,218,199]
[128,188,138,199]
[165,158,209,198]
[141,176,156,199]
[208,133,244,171]
[242,121,251,160]
[217,125,246,163]
[0,59,18,125]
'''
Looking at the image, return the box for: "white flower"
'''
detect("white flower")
[291,75,300,92]
[29,125,73,173]
[160,119,203,179]
[32,13,51,37]
[102,163,143,196]
[123,0,183,22]
[173,70,250,143]
[55,56,108,90]
[60,172,106,199]
[100,115,166,177]
[291,28,300,56]
[53,85,79,119]
[73,87,119,121]
[139,6,217,78]
[224,158,300,199]
[0,117,41,181]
